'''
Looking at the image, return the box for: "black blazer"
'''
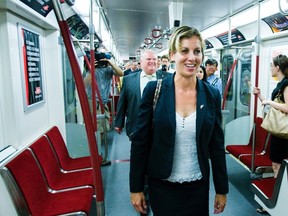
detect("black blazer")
[130,74,228,195]
[115,71,171,137]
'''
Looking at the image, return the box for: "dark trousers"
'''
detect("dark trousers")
[148,177,209,216]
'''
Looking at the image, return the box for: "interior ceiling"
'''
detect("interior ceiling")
[100,0,261,61]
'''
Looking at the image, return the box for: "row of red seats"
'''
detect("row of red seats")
[226,117,288,215]
[251,159,288,215]
[0,126,94,215]
[225,117,272,175]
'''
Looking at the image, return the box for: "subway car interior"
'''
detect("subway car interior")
[0,0,288,215]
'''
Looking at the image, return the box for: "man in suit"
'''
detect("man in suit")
[115,49,167,138]
[124,60,139,76]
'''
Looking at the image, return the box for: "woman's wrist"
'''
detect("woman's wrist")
[258,95,264,102]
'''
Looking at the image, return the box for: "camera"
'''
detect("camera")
[85,51,111,68]
[161,64,167,72]
[95,52,111,67]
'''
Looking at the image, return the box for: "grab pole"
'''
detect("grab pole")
[51,1,105,215]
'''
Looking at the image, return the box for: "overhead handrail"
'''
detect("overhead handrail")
[51,1,105,215]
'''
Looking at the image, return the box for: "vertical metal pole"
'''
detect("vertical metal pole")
[253,2,261,123]
[251,2,261,179]
[89,0,97,131]
[51,1,105,215]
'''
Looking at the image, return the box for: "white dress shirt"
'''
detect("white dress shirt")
[140,71,157,97]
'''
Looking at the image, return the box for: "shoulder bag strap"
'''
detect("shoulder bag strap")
[211,77,219,86]
[153,79,162,112]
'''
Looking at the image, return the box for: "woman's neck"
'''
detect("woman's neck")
[174,75,197,91]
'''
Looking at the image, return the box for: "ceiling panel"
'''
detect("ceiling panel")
[100,0,261,61]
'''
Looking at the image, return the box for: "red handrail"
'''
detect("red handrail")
[222,59,238,110]
[51,0,104,212]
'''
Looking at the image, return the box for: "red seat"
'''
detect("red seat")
[45,126,91,171]
[251,159,288,209]
[252,177,276,200]
[226,117,268,158]
[29,136,94,190]
[4,149,93,215]
[239,137,272,173]
[240,154,272,171]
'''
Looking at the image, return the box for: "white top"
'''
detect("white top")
[167,112,203,183]
[140,71,157,97]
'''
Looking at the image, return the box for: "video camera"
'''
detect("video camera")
[85,51,111,68]
[161,64,167,72]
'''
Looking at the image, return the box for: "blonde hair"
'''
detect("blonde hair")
[169,26,205,58]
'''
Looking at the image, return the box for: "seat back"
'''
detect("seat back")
[254,117,269,153]
[3,149,49,215]
[29,136,62,187]
[45,126,72,168]
[45,126,91,171]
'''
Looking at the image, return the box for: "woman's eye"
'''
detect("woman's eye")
[181,49,189,54]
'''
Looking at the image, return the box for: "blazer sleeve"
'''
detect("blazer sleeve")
[209,89,229,194]
[129,81,157,192]
[114,77,128,128]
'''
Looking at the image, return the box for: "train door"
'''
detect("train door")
[221,47,252,145]
[61,44,77,123]
[222,47,252,124]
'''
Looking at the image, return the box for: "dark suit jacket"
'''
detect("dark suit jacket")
[115,71,171,137]
[130,74,229,195]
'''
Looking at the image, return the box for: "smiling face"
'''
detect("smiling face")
[140,49,157,75]
[170,36,203,78]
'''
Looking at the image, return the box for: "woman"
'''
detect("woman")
[253,54,288,214]
[196,65,207,81]
[253,54,288,178]
[130,26,228,216]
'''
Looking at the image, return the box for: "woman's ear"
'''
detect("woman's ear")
[169,52,175,61]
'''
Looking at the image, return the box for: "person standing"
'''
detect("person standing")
[205,59,222,95]
[253,54,288,178]
[253,54,288,214]
[114,49,166,138]
[130,26,228,215]
[196,65,207,81]
[84,56,123,131]
[124,60,139,76]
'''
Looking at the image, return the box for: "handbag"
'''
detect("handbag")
[261,95,288,139]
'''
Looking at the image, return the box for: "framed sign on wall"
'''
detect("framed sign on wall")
[18,25,44,112]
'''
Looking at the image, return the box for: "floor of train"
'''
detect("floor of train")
[66,123,265,216]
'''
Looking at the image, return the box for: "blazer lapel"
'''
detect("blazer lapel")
[133,72,141,101]
[163,75,176,129]
[196,80,207,141]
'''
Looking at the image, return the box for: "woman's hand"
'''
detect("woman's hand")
[130,192,147,214]
[253,87,261,96]
[214,194,227,214]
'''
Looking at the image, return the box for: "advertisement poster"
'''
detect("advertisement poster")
[19,26,44,111]
[216,29,246,45]
[205,39,214,49]
[20,0,53,17]
[262,13,288,33]
[67,14,89,39]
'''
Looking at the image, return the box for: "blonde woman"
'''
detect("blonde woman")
[130,26,228,216]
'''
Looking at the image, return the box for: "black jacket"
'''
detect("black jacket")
[130,74,229,195]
